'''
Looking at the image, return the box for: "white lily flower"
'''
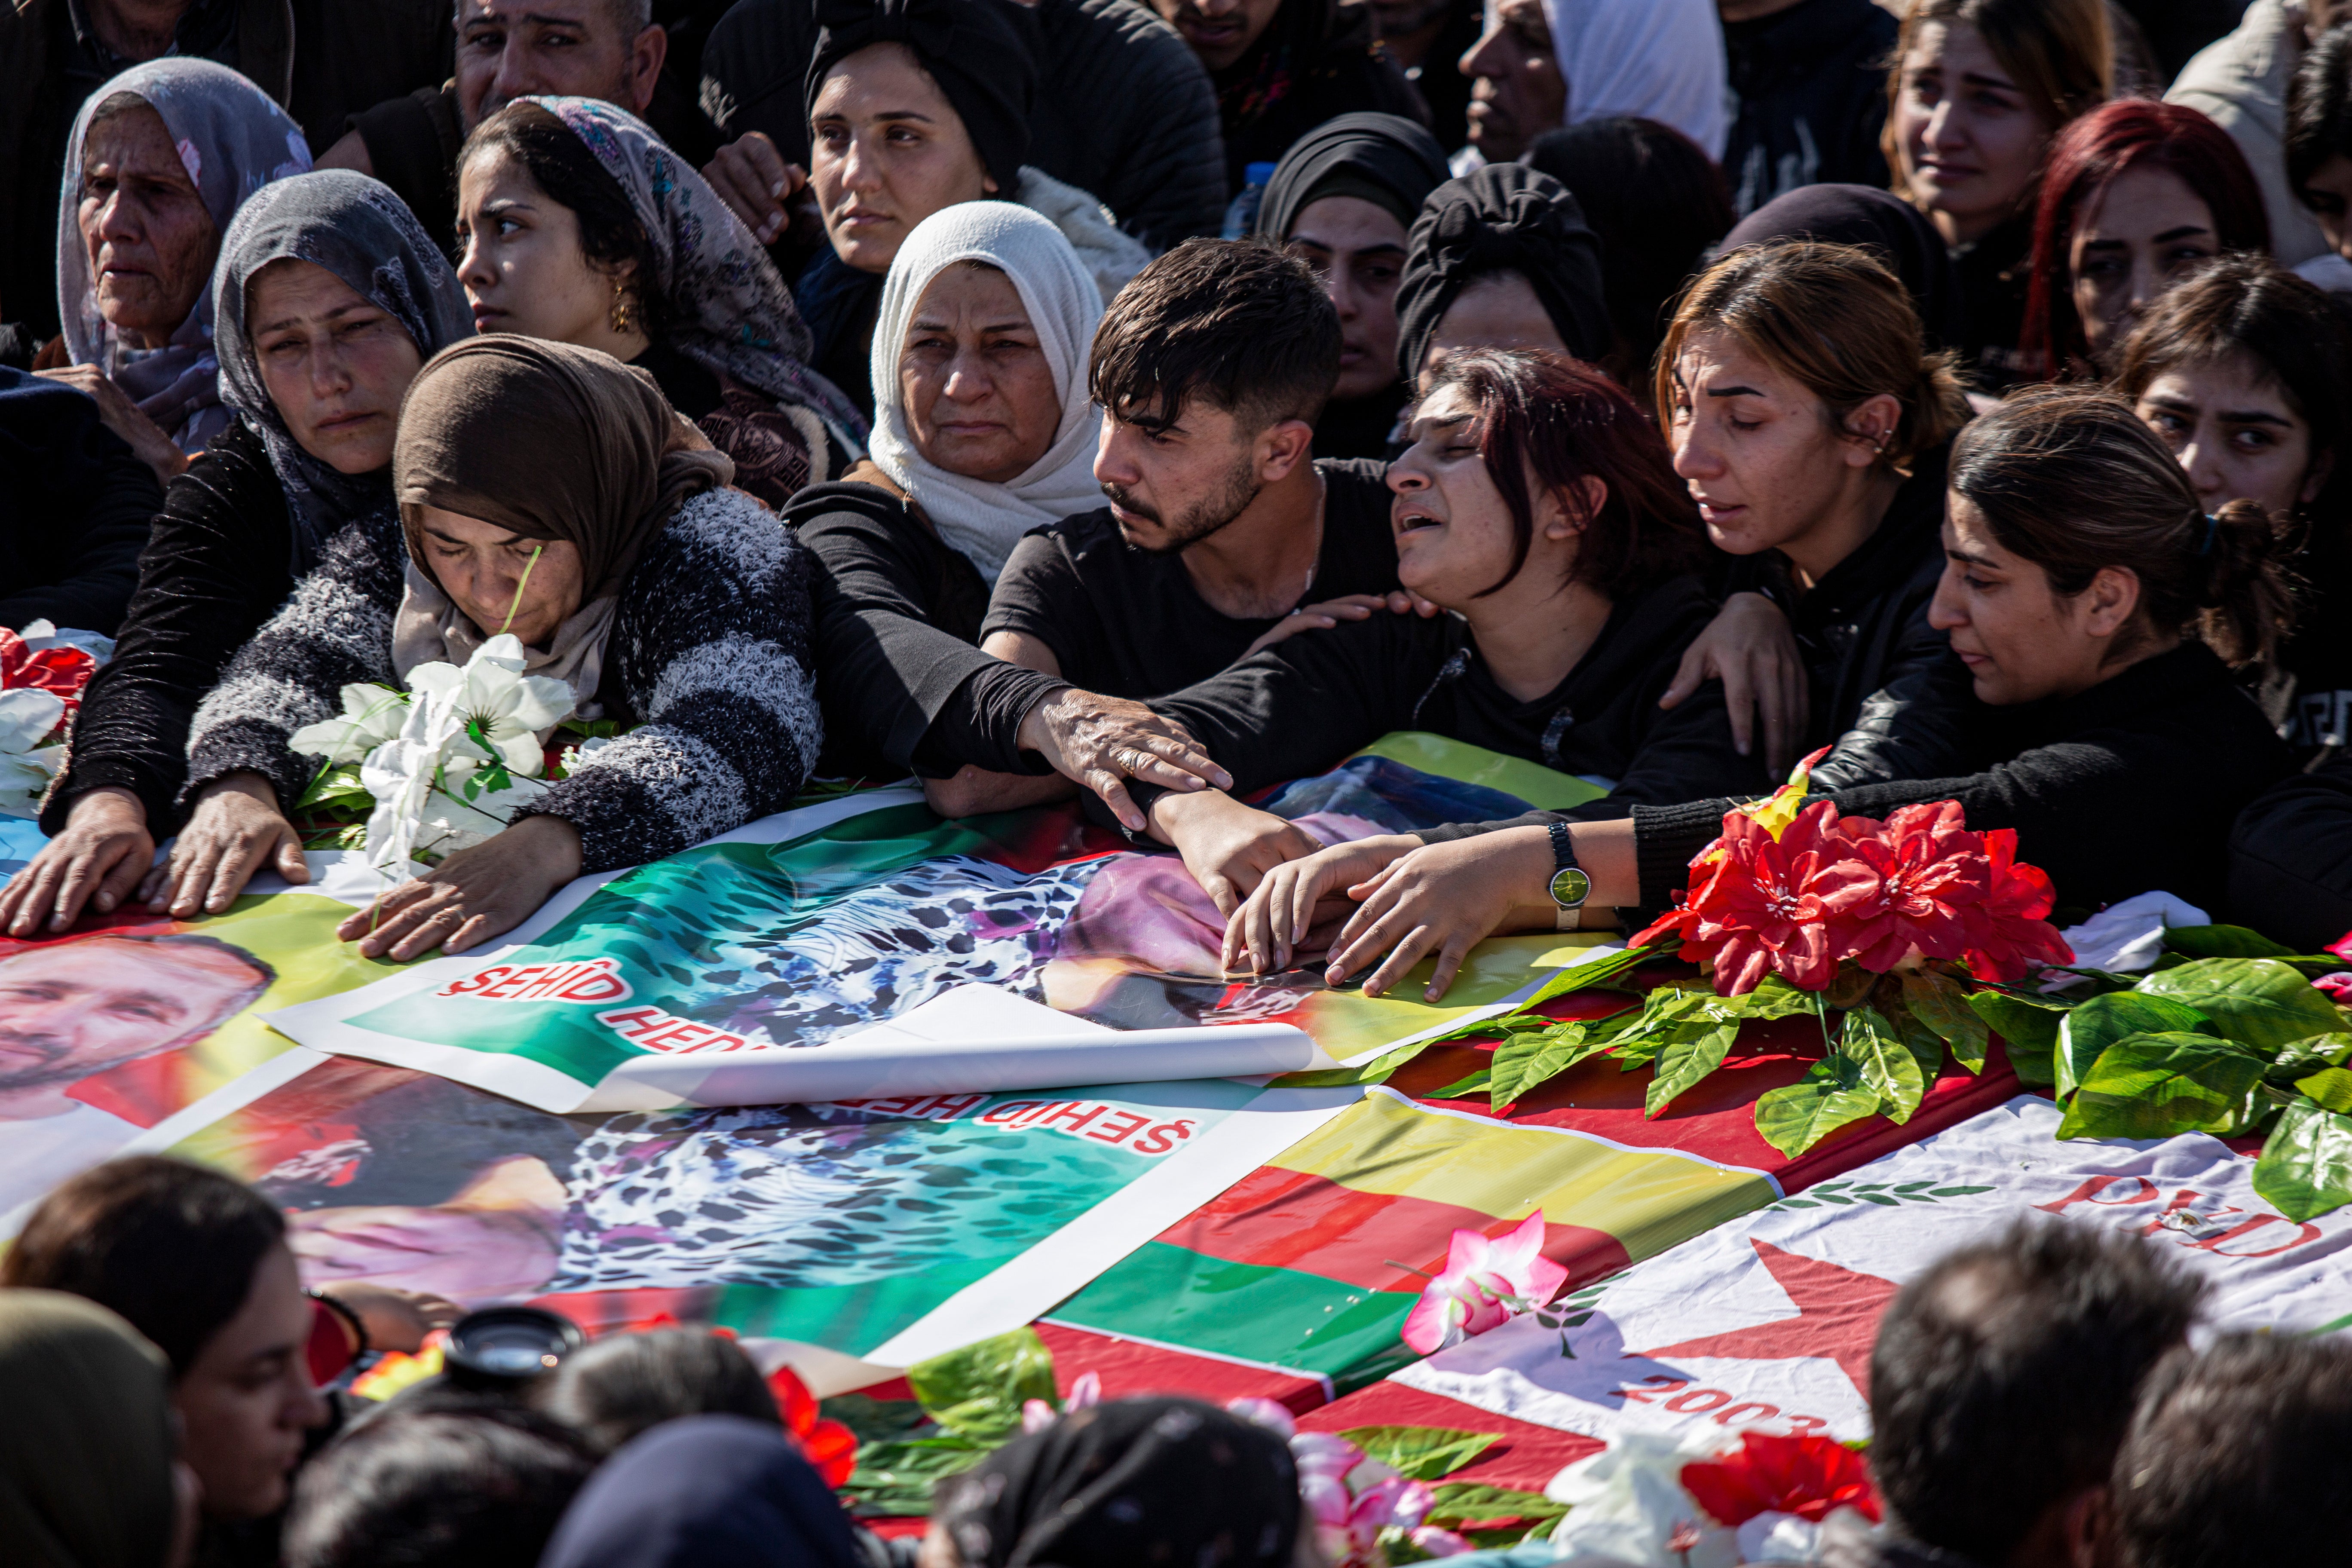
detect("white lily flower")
[0,689,66,819]
[290,683,411,764]
[404,634,572,778]
[358,685,469,870]
[14,619,116,665]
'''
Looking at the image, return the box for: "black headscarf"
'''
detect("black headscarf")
[536,1416,867,1568]
[805,0,1038,198]
[1394,164,1610,384]
[937,1399,1300,1568]
[1255,111,1450,244]
[1721,184,1966,354]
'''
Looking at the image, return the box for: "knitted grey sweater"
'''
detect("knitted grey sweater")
[183,487,821,874]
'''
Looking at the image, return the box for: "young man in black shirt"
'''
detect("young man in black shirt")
[981,238,1418,701]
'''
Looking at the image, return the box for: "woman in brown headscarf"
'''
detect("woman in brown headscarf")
[181,337,825,958]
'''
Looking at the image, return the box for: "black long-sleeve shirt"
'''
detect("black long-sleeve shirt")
[1426,642,2293,919]
[1720,442,1978,792]
[1145,573,1769,815]
[2228,751,2352,952]
[783,474,1068,781]
[41,419,300,835]
[0,365,162,635]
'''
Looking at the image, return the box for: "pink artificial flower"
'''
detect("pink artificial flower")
[2314,972,2352,1005]
[1401,1213,1569,1355]
[1408,1525,1472,1557]
[1225,1396,1298,1439]
[1020,1370,1103,1433]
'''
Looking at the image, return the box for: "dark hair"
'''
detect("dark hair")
[1657,239,1967,472]
[282,1406,595,1568]
[2107,1333,2352,1568]
[1868,1219,2205,1564]
[1950,386,2299,666]
[1089,238,1341,434]
[2020,99,2270,375]
[461,101,667,341]
[542,1328,782,1455]
[2113,254,2352,518]
[81,930,278,993]
[2,1156,287,1376]
[2288,19,2352,206]
[1422,349,1703,600]
[1522,116,1733,382]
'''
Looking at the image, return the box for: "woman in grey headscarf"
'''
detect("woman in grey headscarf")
[1,169,473,943]
[39,57,310,482]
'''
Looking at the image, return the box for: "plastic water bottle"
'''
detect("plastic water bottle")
[1221,162,1280,239]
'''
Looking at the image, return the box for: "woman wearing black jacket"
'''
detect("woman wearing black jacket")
[1130,350,1766,912]
[1229,389,2298,998]
[2,171,472,939]
[1651,239,1977,784]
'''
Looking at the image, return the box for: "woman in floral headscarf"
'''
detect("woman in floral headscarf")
[39,57,310,482]
[452,95,866,506]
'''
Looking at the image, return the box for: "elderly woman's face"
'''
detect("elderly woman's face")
[247,259,424,476]
[900,261,1061,484]
[78,101,219,349]
[1416,271,1565,389]
[811,44,995,276]
[412,506,588,648]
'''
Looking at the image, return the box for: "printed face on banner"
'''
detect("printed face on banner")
[1394,1099,2352,1447]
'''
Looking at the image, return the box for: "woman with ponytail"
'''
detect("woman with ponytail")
[1652,239,1975,784]
[1228,388,2298,1001]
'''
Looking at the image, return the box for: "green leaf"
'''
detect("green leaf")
[1839,1005,1926,1124]
[1645,1020,1738,1118]
[905,1327,1058,1443]
[1755,1053,1883,1156]
[1968,989,2068,1053]
[2267,1034,2352,1087]
[2055,993,2216,1099]
[2135,959,2345,1052]
[2163,924,2296,959]
[821,1394,931,1444]
[2055,1033,2270,1141]
[1274,1037,1434,1088]
[1736,974,1823,1020]
[844,1434,988,1516]
[1422,1482,1569,1531]
[1512,944,1663,1010]
[2253,1099,2352,1221]
[2297,1066,2352,1114]
[1338,1426,1501,1481]
[1900,969,1990,1072]
[1428,1068,1493,1100]
[1491,1007,1645,1107]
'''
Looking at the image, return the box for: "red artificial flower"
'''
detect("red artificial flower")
[0,628,97,717]
[767,1362,858,1488]
[1682,801,1859,993]
[1679,1433,1881,1527]
[1958,827,2071,982]
[1816,801,1989,971]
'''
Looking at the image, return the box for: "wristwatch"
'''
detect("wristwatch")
[1546,821,1591,931]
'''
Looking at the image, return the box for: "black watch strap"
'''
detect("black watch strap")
[1546,820,1591,927]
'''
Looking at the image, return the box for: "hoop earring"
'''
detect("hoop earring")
[610,280,634,336]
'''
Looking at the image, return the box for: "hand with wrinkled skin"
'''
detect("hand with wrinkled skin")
[35,363,189,486]
[1240,588,1443,658]
[314,1280,464,1354]
[1147,788,1324,918]
[0,787,155,935]
[1659,590,1809,774]
[147,772,309,918]
[1220,832,1419,978]
[1014,688,1231,832]
[335,814,583,961]
[701,132,805,245]
[1323,826,1562,1001]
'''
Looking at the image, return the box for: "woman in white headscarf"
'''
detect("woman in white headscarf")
[782,202,1225,825]
[1460,0,1725,167]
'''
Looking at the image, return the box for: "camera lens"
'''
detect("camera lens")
[442,1307,583,1391]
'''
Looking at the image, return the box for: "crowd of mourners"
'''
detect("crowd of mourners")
[6,0,2352,1561]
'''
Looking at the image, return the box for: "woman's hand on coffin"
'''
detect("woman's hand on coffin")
[1322,827,1557,1001]
[1221,833,1420,977]
[1658,590,1808,774]
[0,787,154,935]
[336,814,583,961]
[1147,789,1324,918]
[1015,687,1231,833]
[1240,590,1442,658]
[146,772,308,916]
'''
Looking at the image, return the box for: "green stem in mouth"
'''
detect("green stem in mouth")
[499,545,545,637]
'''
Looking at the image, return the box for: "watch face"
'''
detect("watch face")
[1549,865,1591,908]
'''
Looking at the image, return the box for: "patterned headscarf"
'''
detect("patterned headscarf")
[213,170,475,575]
[527,96,868,448]
[55,58,311,455]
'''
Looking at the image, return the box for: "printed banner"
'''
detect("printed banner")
[1300,1097,2352,1488]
